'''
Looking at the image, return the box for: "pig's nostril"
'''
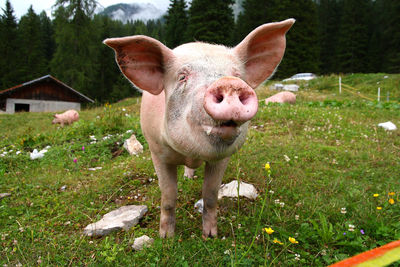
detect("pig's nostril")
[215,94,224,103]
[239,92,250,105]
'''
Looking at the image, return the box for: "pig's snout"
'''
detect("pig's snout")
[203,77,258,124]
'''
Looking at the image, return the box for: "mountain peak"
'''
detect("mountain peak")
[99,3,165,23]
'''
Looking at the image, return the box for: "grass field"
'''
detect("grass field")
[1,73,399,266]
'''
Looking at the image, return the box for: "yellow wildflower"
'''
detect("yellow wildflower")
[373,194,379,197]
[265,163,271,171]
[273,238,283,245]
[289,237,299,244]
[377,206,382,210]
[389,198,395,205]
[264,227,274,235]
[388,192,395,196]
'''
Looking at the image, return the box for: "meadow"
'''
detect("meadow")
[0,73,399,266]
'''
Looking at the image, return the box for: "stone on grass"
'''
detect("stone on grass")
[0,193,11,199]
[83,205,147,237]
[378,121,397,131]
[132,235,154,251]
[123,134,143,155]
[30,149,48,160]
[270,83,299,92]
[194,181,258,213]
[218,180,258,200]
[194,199,204,213]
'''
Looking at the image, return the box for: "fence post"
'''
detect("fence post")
[339,76,342,94]
[377,87,380,102]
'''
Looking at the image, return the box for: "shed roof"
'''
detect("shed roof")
[0,75,94,103]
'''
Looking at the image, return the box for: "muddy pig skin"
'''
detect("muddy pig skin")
[265,91,296,104]
[52,109,79,126]
[104,19,295,238]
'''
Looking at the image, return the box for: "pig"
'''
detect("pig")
[52,109,79,126]
[104,18,295,238]
[265,91,296,104]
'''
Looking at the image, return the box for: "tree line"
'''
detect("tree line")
[0,0,399,103]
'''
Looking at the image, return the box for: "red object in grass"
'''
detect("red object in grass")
[329,240,400,267]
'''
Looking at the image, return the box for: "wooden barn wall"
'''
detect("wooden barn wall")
[7,81,82,102]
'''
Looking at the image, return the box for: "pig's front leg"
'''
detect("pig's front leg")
[202,158,230,238]
[152,155,178,238]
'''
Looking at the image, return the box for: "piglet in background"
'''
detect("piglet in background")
[105,18,295,238]
[52,109,79,127]
[265,91,296,104]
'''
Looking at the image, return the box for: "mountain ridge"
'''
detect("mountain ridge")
[99,1,243,23]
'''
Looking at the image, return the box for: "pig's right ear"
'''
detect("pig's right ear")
[234,19,295,88]
[104,36,174,95]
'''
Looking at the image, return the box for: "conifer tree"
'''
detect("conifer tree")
[381,0,400,73]
[318,0,341,74]
[336,0,371,73]
[186,0,234,46]
[18,6,48,81]
[39,11,55,66]
[234,0,273,44]
[51,0,98,97]
[0,0,20,88]
[165,0,188,48]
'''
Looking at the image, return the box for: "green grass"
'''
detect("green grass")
[1,73,400,266]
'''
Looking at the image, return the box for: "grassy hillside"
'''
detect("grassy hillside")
[1,74,399,266]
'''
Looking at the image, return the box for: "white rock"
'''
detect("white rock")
[378,121,397,131]
[195,181,258,213]
[270,83,299,92]
[0,193,11,199]
[283,84,299,92]
[194,199,204,213]
[270,83,284,90]
[83,205,147,237]
[123,134,143,155]
[218,180,258,200]
[30,149,48,160]
[132,235,154,251]
[88,167,102,171]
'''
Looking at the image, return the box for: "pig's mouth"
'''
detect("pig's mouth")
[202,120,241,141]
[220,120,237,127]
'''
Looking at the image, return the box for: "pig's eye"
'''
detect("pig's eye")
[178,74,187,82]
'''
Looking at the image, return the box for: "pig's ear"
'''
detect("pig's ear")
[234,19,295,88]
[104,36,174,95]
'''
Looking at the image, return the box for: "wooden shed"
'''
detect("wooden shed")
[0,75,94,114]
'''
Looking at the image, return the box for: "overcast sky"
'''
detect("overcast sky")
[0,0,171,18]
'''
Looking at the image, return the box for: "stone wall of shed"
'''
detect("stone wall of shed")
[5,98,80,114]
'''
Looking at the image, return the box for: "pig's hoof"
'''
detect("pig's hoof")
[202,227,217,239]
[159,223,175,238]
[184,167,195,179]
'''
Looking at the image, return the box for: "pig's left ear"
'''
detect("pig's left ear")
[104,36,174,95]
[234,19,295,88]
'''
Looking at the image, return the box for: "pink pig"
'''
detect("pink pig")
[52,109,79,126]
[265,91,296,104]
[104,19,295,238]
